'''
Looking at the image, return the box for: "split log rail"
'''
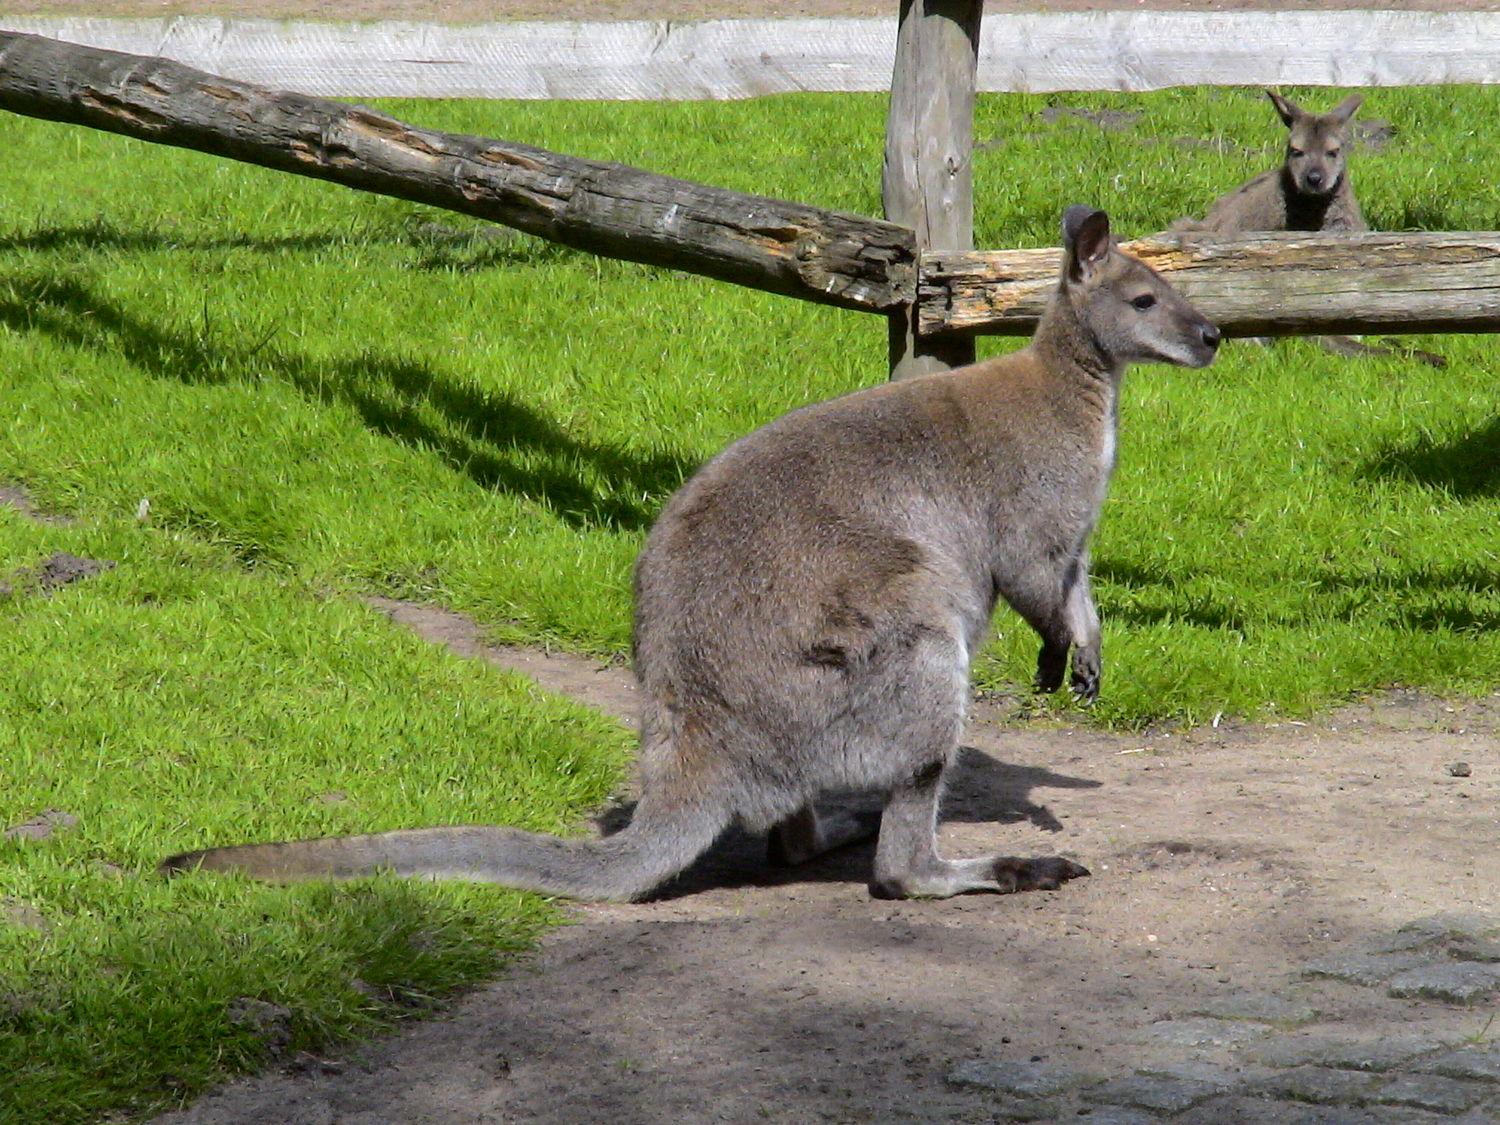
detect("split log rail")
[2,22,1499,372]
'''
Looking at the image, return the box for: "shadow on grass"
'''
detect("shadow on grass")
[0,220,591,272]
[1361,416,1500,500]
[1096,558,1498,634]
[0,272,692,531]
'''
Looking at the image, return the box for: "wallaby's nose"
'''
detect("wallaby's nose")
[1305,169,1324,188]
[1201,324,1221,350]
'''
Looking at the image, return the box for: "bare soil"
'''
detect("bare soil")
[155,597,1500,1124]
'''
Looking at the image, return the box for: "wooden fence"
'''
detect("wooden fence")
[3,5,1499,380]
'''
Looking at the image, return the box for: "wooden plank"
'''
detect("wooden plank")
[918,232,1500,338]
[883,0,980,380]
[3,12,1500,99]
[0,31,915,313]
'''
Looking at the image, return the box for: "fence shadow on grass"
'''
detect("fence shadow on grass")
[1360,415,1500,500]
[0,221,360,256]
[0,272,692,531]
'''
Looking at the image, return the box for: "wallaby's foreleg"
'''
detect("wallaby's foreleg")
[766,803,881,867]
[868,761,1089,900]
[1063,559,1101,703]
[1010,558,1098,702]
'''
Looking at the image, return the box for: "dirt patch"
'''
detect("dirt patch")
[0,482,74,526]
[153,599,1500,1124]
[1,552,115,598]
[1040,105,1142,132]
[3,808,80,842]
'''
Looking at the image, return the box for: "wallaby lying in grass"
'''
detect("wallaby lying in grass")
[1177,89,1443,367]
[1179,89,1366,236]
[162,206,1220,903]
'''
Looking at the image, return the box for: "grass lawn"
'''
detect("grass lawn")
[1,85,1498,1121]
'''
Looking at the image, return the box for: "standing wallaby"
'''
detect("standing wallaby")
[1177,89,1366,235]
[161,206,1220,903]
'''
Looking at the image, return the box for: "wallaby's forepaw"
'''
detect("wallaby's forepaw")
[1070,650,1101,705]
[992,856,1091,893]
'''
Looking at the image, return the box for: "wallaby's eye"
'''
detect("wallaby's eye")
[1327,148,1340,158]
[1289,147,1306,158]
[1130,294,1157,311]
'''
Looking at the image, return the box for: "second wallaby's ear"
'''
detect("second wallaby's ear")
[1266,89,1302,127]
[1330,93,1364,124]
[1062,205,1111,282]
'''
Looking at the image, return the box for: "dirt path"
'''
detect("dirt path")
[152,597,1500,1125]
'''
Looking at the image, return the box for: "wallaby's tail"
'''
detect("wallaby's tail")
[159,790,731,903]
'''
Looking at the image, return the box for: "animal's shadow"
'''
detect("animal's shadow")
[594,747,1102,900]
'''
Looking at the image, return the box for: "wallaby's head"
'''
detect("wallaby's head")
[1058,206,1220,370]
[1266,89,1362,198]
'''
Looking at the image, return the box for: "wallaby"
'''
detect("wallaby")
[1177,90,1443,366]
[161,207,1220,903]
[1176,89,1366,235]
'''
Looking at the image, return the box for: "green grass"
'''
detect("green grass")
[1,85,1498,1121]
[0,511,630,1123]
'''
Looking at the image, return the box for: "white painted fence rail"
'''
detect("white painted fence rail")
[2,11,1499,100]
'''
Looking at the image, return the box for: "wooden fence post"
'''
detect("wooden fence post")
[882,0,982,380]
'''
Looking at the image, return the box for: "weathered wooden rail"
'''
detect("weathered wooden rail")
[919,233,1500,337]
[0,30,915,314]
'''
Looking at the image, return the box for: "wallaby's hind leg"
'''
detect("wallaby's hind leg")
[869,761,1089,900]
[766,803,881,867]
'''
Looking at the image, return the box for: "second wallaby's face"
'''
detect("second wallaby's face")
[1268,90,1362,198]
[1061,207,1220,371]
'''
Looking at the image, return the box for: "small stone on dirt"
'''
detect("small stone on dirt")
[4,809,80,842]
[1303,950,1430,987]
[1247,1035,1448,1073]
[945,1058,1094,1098]
[1418,1043,1500,1084]
[1083,1074,1226,1113]
[1387,962,1500,1005]
[1374,1072,1490,1114]
[1447,761,1473,778]
[1251,1065,1380,1105]
[1140,1017,1272,1049]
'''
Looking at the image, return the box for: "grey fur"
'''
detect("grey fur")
[1176,89,1366,234]
[161,207,1219,903]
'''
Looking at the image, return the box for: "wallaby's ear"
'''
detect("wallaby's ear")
[1062,205,1111,283]
[1330,93,1364,124]
[1266,89,1302,127]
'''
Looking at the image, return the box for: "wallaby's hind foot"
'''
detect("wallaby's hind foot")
[766,804,881,867]
[868,758,1089,901]
[869,855,1090,901]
